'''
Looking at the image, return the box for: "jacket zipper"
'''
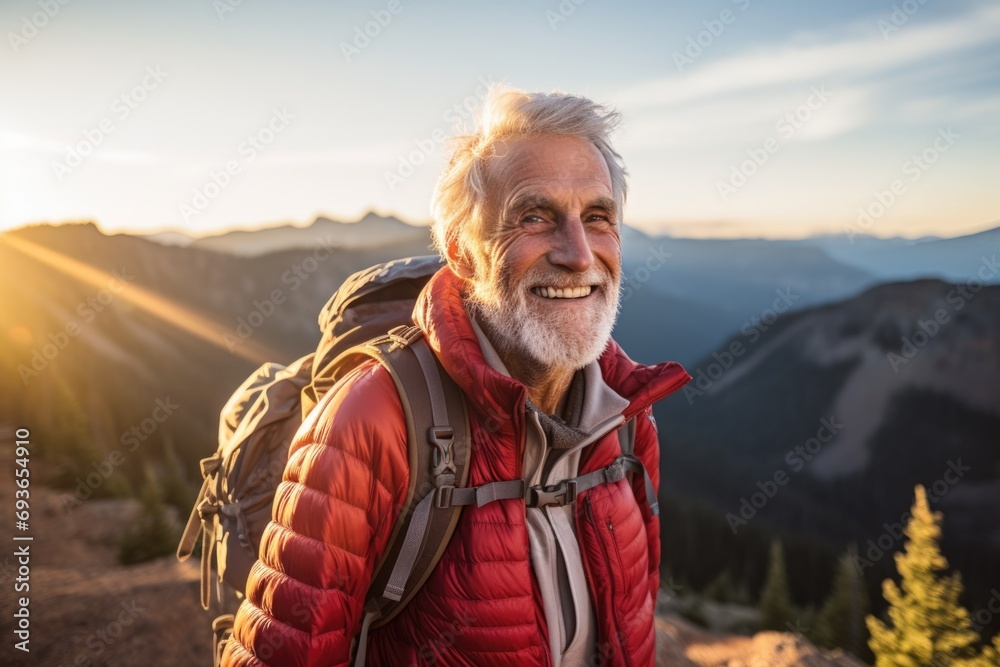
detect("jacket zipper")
[582,495,633,667]
[606,521,627,579]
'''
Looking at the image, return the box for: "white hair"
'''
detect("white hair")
[430,84,628,268]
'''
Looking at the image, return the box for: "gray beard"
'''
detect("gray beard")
[465,262,622,373]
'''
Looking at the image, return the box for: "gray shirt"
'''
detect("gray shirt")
[468,311,630,666]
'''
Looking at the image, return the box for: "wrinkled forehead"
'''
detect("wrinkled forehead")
[484,135,614,209]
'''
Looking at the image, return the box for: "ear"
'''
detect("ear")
[446,237,475,280]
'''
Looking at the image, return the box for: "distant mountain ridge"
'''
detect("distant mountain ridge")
[191,212,430,255]
[132,213,999,285]
[142,212,432,256]
[791,223,1000,284]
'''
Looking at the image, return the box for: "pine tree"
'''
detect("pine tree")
[705,569,735,603]
[815,545,869,659]
[118,468,177,566]
[759,540,796,632]
[866,485,989,666]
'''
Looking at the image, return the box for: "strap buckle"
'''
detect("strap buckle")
[429,426,456,476]
[386,325,423,350]
[196,497,219,519]
[527,479,578,508]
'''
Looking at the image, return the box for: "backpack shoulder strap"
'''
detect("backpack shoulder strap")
[348,325,470,664]
[617,416,659,516]
[618,415,637,457]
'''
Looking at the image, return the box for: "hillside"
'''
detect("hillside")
[654,279,1000,632]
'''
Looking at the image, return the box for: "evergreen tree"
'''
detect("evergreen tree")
[705,569,735,603]
[160,437,193,514]
[988,634,1000,663]
[118,469,177,566]
[815,545,869,659]
[759,540,796,631]
[866,485,990,666]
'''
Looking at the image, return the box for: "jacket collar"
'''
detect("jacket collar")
[412,265,692,430]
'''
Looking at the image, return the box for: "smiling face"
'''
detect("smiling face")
[455,134,623,372]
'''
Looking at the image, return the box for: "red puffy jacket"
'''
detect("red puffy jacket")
[222,265,692,666]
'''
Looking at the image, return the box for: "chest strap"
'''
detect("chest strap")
[379,417,658,619]
[433,453,656,514]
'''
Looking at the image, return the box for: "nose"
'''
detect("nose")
[548,217,594,273]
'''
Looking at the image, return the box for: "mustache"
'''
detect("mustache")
[517,267,614,291]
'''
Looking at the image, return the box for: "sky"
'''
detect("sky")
[1,0,998,240]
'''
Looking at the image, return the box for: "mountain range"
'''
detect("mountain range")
[2,213,997,638]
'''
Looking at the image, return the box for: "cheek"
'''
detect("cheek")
[593,236,622,277]
[498,237,547,281]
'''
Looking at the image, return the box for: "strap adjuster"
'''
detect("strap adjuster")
[527,479,578,508]
[603,459,626,484]
[429,426,454,447]
[434,485,455,509]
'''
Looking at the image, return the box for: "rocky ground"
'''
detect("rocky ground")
[0,444,866,665]
[0,445,211,666]
[655,615,866,666]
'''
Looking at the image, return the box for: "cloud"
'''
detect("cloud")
[616,5,1000,111]
[616,85,873,149]
[611,5,1000,150]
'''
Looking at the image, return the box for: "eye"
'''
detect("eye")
[521,214,549,226]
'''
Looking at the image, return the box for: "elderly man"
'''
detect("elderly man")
[223,86,691,666]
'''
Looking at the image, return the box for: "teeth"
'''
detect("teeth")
[532,285,594,299]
